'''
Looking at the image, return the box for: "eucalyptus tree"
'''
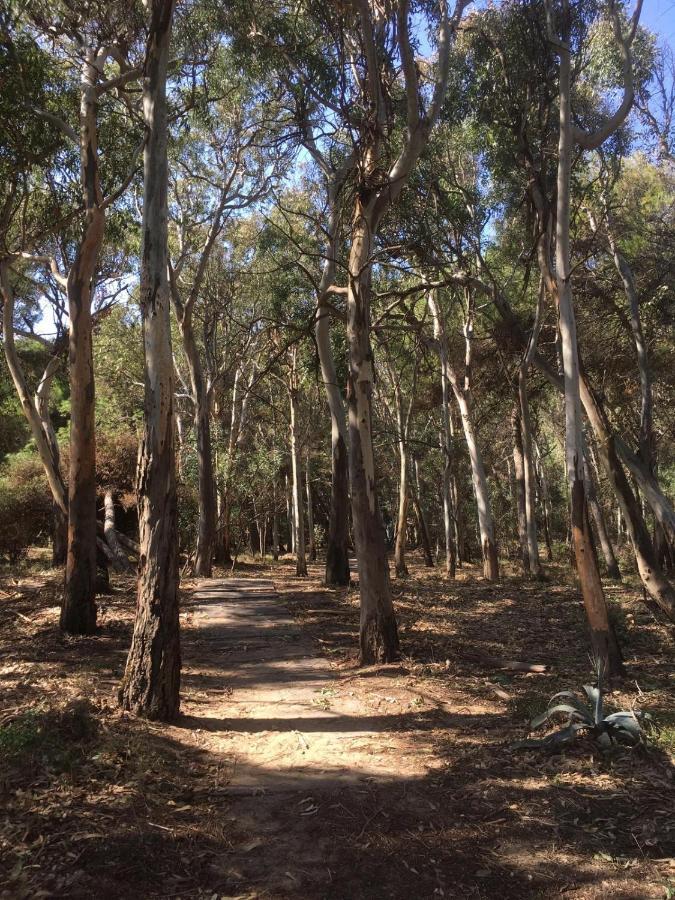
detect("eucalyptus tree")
[539,0,643,672]
[119,0,179,721]
[286,343,308,576]
[292,96,355,587]
[636,41,675,163]
[168,62,282,576]
[387,127,503,581]
[376,327,421,578]
[466,0,675,623]
[427,285,499,579]
[338,0,470,661]
[0,16,74,564]
[230,0,471,660]
[585,157,675,558]
[16,0,147,633]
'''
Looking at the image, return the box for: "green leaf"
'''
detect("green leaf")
[604,712,643,745]
[583,684,603,725]
[548,691,591,715]
[531,704,592,731]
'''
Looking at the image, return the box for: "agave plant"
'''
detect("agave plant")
[516,660,645,751]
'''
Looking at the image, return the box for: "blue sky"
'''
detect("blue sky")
[643,0,675,42]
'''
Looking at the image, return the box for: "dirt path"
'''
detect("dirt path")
[181,577,444,791]
[2,561,673,898]
[168,573,674,899]
[175,576,470,897]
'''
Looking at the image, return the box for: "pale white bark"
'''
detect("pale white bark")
[289,367,307,576]
[428,291,497,579]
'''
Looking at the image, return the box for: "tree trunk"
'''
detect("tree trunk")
[62,262,99,633]
[428,291,496,579]
[519,370,542,575]
[306,453,316,562]
[1,268,68,517]
[429,294,456,577]
[285,472,294,554]
[605,215,655,472]
[512,403,530,573]
[34,354,68,569]
[52,503,68,567]
[454,388,499,580]
[579,375,675,619]
[346,210,399,663]
[315,306,350,586]
[583,452,621,580]
[615,438,675,548]
[1,273,70,567]
[413,458,434,567]
[552,31,622,676]
[62,49,108,634]
[220,498,232,566]
[289,382,307,577]
[394,433,409,577]
[192,388,216,576]
[171,246,217,577]
[534,443,555,561]
[439,425,456,577]
[272,483,280,561]
[176,412,184,476]
[119,0,180,721]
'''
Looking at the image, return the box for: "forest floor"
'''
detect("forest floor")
[0,550,674,899]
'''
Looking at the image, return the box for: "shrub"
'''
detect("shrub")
[95,429,139,494]
[0,456,52,562]
[177,481,199,555]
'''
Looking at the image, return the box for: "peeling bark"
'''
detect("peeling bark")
[119,0,180,721]
[546,7,623,674]
[347,211,398,663]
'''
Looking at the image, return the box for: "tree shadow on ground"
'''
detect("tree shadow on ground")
[2,704,673,900]
[2,558,674,899]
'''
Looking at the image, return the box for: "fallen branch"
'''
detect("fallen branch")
[103,490,134,573]
[116,531,140,555]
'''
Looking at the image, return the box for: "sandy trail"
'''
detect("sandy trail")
[180,577,443,793]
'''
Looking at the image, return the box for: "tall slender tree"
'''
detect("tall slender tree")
[119,0,180,720]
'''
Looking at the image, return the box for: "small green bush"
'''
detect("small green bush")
[177,481,199,554]
[0,456,52,561]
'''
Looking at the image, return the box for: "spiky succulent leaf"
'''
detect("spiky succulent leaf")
[583,683,604,725]
[530,703,593,731]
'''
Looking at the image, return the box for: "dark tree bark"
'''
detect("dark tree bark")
[325,432,350,585]
[119,0,180,721]
[52,504,68,567]
[512,403,530,574]
[61,49,106,634]
[413,458,434,568]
